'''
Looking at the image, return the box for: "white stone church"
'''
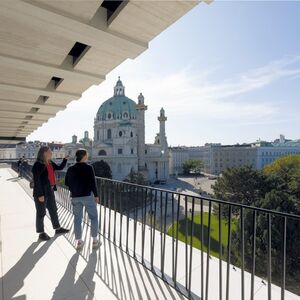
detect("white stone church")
[91,77,169,182]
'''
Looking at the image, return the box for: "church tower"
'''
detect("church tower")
[136,92,147,170]
[114,76,125,96]
[158,107,168,152]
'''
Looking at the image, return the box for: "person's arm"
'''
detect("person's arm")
[51,158,67,171]
[89,166,98,198]
[32,163,45,199]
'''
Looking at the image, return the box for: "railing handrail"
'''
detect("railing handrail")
[95,176,300,220]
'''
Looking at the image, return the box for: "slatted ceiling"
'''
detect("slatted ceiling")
[0,103,59,115]
[0,65,51,89]
[55,78,104,95]
[0,13,74,66]
[0,90,37,102]
[27,0,103,23]
[108,1,199,43]
[0,0,203,143]
[73,47,127,75]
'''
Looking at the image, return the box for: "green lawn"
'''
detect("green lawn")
[167,212,238,258]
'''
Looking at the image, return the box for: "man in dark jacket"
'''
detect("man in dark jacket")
[32,146,70,241]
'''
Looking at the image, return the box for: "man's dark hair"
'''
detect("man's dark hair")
[76,149,87,163]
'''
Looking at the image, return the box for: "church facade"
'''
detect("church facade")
[92,78,169,182]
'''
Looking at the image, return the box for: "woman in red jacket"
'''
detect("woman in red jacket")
[32,146,70,241]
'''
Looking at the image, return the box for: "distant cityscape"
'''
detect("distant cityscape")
[1,134,300,178]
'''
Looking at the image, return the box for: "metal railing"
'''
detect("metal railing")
[10,162,300,300]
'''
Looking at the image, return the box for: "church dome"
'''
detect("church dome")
[96,77,137,121]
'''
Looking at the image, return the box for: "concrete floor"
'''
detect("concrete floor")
[0,167,185,300]
[1,166,299,300]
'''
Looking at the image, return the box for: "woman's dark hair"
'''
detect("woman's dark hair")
[36,146,50,163]
[76,149,87,163]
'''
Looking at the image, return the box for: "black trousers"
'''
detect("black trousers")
[34,189,60,233]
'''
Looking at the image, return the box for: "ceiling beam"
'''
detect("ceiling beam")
[0,119,44,125]
[2,0,148,59]
[0,99,65,110]
[0,109,54,117]
[0,130,33,135]
[0,115,49,122]
[0,53,105,84]
[0,136,25,142]
[0,83,80,100]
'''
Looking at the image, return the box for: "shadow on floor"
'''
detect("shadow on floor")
[51,252,97,300]
[56,205,185,300]
[0,239,55,300]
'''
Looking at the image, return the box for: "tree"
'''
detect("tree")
[212,166,267,216]
[212,163,300,294]
[182,159,204,175]
[264,155,300,201]
[124,168,147,185]
[91,160,112,179]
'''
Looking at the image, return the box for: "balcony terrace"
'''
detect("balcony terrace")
[0,163,299,300]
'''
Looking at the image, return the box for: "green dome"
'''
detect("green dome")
[96,95,137,121]
[96,77,137,121]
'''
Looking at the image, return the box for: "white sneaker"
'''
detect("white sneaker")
[76,240,84,251]
[92,239,101,250]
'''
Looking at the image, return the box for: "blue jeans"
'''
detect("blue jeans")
[71,194,98,240]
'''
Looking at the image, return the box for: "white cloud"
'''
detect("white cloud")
[27,55,300,143]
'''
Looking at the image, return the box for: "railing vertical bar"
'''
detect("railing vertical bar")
[201,199,204,300]
[281,217,287,300]
[241,207,245,300]
[226,205,232,300]
[98,180,103,235]
[174,194,181,285]
[119,182,124,248]
[113,182,117,243]
[161,191,168,276]
[205,201,212,300]
[133,186,138,258]
[268,213,272,300]
[141,187,147,264]
[219,203,223,300]
[126,185,130,253]
[185,195,188,290]
[188,196,195,297]
[160,191,164,274]
[108,181,112,239]
[171,193,175,282]
[151,190,158,270]
[103,180,107,236]
[250,210,257,300]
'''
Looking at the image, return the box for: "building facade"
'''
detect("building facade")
[169,137,300,176]
[92,78,169,182]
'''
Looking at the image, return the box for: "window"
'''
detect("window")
[97,130,99,140]
[131,148,134,154]
[119,131,123,137]
[130,131,133,138]
[107,113,112,119]
[101,0,124,21]
[98,150,107,156]
[68,42,90,66]
[107,129,111,139]
[118,148,123,155]
[50,76,63,89]
[123,112,129,119]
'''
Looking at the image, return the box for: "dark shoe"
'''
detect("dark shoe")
[55,227,70,235]
[39,232,51,241]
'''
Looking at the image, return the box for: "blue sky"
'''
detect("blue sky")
[28,1,300,146]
